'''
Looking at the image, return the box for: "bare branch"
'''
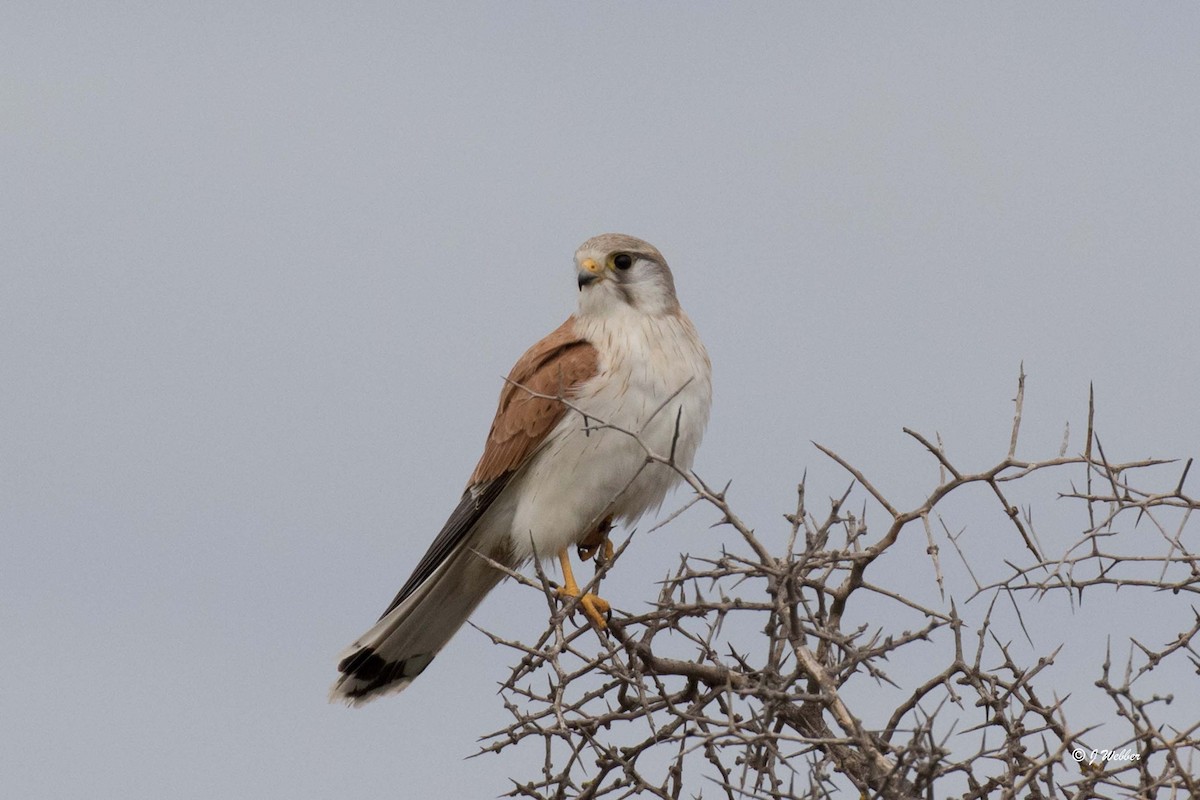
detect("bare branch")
[470,374,1199,799]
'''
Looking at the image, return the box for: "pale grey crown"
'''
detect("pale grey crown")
[574,233,680,316]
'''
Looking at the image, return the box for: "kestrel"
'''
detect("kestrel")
[331,233,712,705]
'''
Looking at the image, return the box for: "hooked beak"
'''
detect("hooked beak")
[577,258,603,290]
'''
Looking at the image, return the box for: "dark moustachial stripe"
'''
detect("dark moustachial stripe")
[615,282,637,308]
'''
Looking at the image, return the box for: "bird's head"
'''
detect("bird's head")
[574,233,679,318]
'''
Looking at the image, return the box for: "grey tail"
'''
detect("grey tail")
[329,546,503,706]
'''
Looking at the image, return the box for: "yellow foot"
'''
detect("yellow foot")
[557,586,611,629]
[577,516,614,564]
[557,547,611,630]
[577,536,615,566]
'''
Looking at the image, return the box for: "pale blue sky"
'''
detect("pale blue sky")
[3,4,1198,797]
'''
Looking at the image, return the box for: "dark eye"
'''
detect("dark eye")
[613,253,633,270]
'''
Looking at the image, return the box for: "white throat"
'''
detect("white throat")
[575,279,677,319]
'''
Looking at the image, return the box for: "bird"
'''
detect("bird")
[330,233,712,706]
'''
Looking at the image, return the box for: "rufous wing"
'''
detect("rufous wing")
[470,317,599,485]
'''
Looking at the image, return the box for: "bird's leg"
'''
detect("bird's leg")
[576,515,614,565]
[556,548,610,630]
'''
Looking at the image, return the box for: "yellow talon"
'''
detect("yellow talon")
[577,516,614,564]
[557,548,611,630]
